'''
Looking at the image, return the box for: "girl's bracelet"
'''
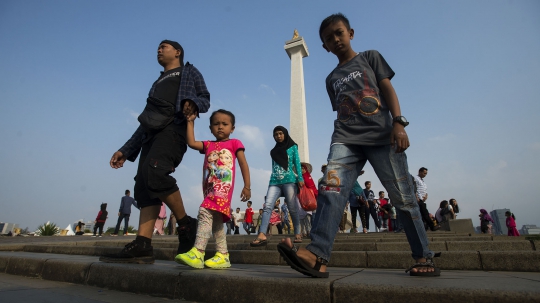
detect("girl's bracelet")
[244,187,251,191]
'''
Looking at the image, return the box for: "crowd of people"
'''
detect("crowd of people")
[97,13,523,279]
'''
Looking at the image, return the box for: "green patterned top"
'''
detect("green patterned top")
[269,145,304,185]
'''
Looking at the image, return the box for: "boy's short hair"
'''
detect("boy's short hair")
[259,209,263,211]
[365,181,371,186]
[236,207,240,210]
[419,167,428,172]
[379,191,384,195]
[210,109,235,126]
[125,189,130,195]
[319,13,351,43]
[247,201,252,205]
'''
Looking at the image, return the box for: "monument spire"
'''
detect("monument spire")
[284,30,310,162]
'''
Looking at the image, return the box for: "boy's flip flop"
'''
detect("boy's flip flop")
[277,242,329,278]
[405,252,442,277]
[250,238,268,247]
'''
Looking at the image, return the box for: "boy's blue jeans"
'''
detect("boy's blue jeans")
[259,183,301,236]
[308,143,433,261]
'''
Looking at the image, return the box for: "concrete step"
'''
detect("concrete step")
[12,243,540,271]
[0,251,539,303]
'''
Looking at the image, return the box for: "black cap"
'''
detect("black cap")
[160,39,184,65]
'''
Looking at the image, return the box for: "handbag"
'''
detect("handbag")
[298,186,317,211]
[138,97,176,130]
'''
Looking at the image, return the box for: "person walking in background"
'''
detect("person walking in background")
[506,211,520,236]
[281,203,292,234]
[101,39,210,264]
[232,208,242,235]
[226,207,233,235]
[479,209,494,234]
[175,109,250,269]
[376,191,390,231]
[93,203,108,237]
[111,190,138,236]
[250,126,304,247]
[153,202,167,235]
[243,201,254,235]
[414,167,440,231]
[435,200,453,224]
[348,177,366,233]
[299,162,317,237]
[363,181,381,232]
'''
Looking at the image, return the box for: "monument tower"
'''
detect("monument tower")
[284,29,310,162]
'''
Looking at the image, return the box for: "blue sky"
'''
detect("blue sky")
[1,0,539,233]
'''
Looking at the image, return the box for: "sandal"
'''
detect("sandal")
[293,236,303,243]
[277,242,329,278]
[250,237,268,247]
[405,252,441,277]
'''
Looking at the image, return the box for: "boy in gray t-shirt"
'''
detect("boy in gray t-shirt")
[277,13,439,278]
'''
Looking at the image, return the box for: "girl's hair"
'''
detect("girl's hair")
[505,211,516,220]
[219,149,234,168]
[210,109,235,126]
[439,200,449,209]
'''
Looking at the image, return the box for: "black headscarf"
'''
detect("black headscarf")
[270,126,297,170]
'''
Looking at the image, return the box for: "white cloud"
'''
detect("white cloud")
[235,124,266,150]
[259,84,276,95]
[129,110,139,120]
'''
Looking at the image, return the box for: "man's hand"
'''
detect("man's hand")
[182,100,198,118]
[110,151,126,169]
[390,124,410,153]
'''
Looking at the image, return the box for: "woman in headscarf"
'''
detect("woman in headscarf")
[479,209,494,234]
[250,126,304,246]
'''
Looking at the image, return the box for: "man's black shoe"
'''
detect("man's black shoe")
[99,240,154,264]
[177,216,197,254]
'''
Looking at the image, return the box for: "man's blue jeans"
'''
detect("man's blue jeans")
[307,144,433,261]
[113,213,130,234]
[259,183,301,235]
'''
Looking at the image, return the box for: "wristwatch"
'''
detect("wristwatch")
[393,116,409,127]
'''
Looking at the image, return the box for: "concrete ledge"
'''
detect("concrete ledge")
[0,244,25,251]
[447,241,533,251]
[533,240,539,251]
[332,243,376,251]
[333,269,540,303]
[448,219,475,233]
[42,258,92,284]
[436,251,482,270]
[230,250,281,265]
[86,262,179,299]
[0,255,10,272]
[480,251,540,272]
[5,256,45,277]
[328,251,367,268]
[376,242,447,252]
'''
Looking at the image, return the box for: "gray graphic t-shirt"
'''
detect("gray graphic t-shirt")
[325,50,395,145]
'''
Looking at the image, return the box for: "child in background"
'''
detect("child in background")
[479,209,494,234]
[505,211,520,236]
[93,203,108,237]
[243,201,254,235]
[175,109,251,269]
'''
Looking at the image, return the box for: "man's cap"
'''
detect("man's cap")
[160,40,183,51]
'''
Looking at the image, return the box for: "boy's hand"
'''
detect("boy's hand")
[390,124,410,153]
[110,151,126,169]
[240,187,251,201]
[183,100,198,118]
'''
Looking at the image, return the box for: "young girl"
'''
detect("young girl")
[93,203,108,237]
[506,211,520,237]
[175,109,251,269]
[250,126,304,246]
